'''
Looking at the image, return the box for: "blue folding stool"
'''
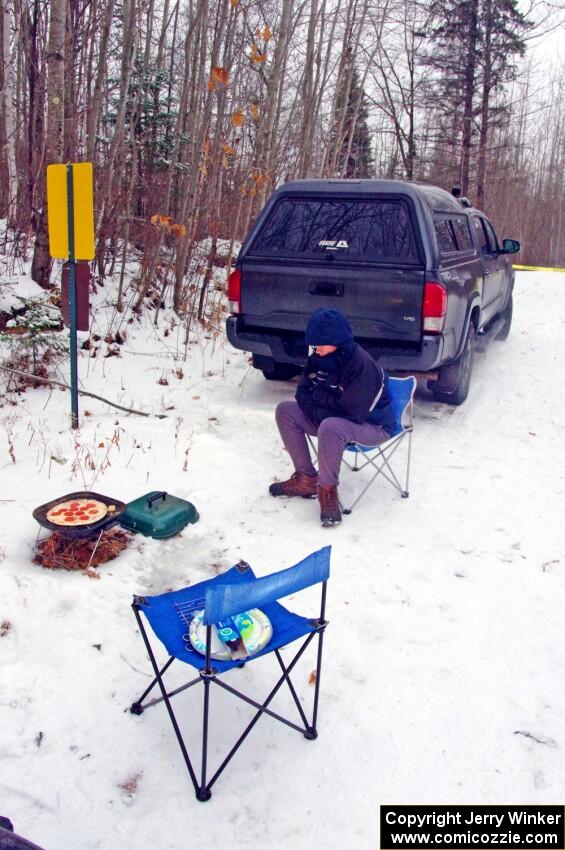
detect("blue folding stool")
[130,546,330,801]
[307,375,416,514]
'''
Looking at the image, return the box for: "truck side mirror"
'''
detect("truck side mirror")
[501,238,520,255]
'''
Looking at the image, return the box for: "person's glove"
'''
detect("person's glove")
[296,383,321,427]
[312,386,333,405]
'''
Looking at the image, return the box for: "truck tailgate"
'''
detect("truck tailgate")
[240,259,425,345]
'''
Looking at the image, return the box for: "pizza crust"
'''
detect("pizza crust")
[46,498,108,526]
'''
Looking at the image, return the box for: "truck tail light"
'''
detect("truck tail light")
[423,281,447,333]
[227,268,242,314]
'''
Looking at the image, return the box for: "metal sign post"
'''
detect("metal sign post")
[47,162,94,430]
[66,165,79,428]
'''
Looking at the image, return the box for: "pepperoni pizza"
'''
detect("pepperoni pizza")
[46,498,111,527]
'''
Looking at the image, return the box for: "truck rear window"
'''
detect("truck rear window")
[249,198,421,263]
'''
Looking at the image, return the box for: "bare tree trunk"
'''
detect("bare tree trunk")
[297,0,318,177]
[25,0,43,232]
[31,0,66,287]
[86,0,114,164]
[476,0,492,207]
[255,0,294,209]
[63,0,77,161]
[133,0,208,313]
[95,0,137,278]
[172,0,235,314]
[460,0,478,197]
[0,0,18,223]
[319,1,355,177]
[329,5,372,177]
[340,33,380,177]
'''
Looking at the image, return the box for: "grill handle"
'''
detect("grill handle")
[147,491,167,509]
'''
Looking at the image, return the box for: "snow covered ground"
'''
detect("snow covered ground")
[1,268,564,850]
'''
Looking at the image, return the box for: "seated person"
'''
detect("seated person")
[269,307,395,527]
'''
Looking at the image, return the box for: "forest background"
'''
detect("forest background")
[0,0,563,325]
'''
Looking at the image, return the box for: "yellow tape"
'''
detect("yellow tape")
[513,264,565,273]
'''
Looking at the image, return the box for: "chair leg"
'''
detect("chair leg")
[275,649,310,730]
[204,633,317,792]
[309,586,328,738]
[403,427,413,497]
[197,675,213,801]
[344,432,412,511]
[130,656,176,714]
[308,626,327,738]
[132,605,200,795]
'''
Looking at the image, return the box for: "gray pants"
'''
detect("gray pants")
[275,400,389,487]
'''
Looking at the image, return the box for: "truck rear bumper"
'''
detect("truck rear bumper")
[226,317,305,365]
[226,316,445,373]
[376,335,445,373]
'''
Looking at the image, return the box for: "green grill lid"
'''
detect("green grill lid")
[120,491,199,539]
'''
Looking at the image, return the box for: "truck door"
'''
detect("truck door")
[472,215,503,323]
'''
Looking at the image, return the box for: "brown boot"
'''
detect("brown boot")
[318,484,342,527]
[269,471,318,499]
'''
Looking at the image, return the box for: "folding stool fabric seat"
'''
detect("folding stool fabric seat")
[130,546,330,801]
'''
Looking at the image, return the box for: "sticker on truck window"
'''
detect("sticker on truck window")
[318,240,349,250]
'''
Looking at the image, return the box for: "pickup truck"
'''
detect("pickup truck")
[226,179,520,404]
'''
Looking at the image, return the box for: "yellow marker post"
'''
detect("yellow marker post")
[47,162,95,429]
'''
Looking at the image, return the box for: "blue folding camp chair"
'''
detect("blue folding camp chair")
[307,375,416,514]
[341,375,416,512]
[130,546,330,801]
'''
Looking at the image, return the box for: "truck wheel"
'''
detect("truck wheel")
[261,363,301,381]
[432,325,475,406]
[496,293,513,341]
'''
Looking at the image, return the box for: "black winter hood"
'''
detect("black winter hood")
[305,308,355,347]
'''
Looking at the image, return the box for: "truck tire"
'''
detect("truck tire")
[496,293,513,341]
[261,362,301,381]
[431,324,475,406]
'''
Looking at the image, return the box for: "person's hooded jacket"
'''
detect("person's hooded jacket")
[295,308,395,433]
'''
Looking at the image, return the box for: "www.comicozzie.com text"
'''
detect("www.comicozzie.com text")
[384,810,562,846]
